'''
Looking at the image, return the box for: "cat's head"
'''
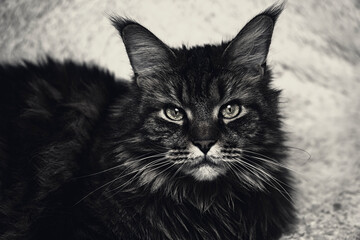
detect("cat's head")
[111,4,285,191]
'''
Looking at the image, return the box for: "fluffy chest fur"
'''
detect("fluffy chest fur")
[92,181,294,240]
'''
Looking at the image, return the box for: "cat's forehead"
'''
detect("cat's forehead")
[174,49,256,104]
[171,46,223,103]
[179,76,220,108]
[175,45,225,73]
[143,45,261,110]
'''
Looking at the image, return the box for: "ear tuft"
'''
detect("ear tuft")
[110,16,138,37]
[260,1,285,23]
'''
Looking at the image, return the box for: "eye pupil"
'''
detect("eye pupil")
[226,105,232,113]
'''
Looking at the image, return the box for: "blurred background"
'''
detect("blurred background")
[0,0,359,239]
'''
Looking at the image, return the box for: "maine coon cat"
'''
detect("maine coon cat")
[0,3,296,240]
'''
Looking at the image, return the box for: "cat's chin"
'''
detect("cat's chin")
[189,163,225,181]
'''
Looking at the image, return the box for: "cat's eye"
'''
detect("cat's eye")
[220,103,241,119]
[164,106,184,121]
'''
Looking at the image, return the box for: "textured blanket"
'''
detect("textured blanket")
[0,0,359,239]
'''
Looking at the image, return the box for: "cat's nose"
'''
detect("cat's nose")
[192,140,217,154]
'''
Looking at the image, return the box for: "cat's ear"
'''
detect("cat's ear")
[112,17,175,77]
[222,3,284,69]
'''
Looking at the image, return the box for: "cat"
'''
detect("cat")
[0,3,296,240]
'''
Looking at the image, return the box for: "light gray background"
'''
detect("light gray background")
[0,0,359,239]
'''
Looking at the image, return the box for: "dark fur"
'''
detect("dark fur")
[0,4,296,240]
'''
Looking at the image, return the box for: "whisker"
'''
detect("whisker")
[238,157,295,205]
[283,145,312,164]
[241,150,308,179]
[106,158,171,194]
[225,154,295,204]
[150,162,176,181]
[107,162,174,198]
[73,177,119,206]
[167,161,186,183]
[74,156,168,205]
[74,152,166,179]
[225,161,263,191]
[108,157,169,188]
[244,158,295,191]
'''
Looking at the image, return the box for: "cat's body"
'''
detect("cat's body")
[0,4,296,240]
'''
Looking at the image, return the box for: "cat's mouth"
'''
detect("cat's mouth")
[192,156,218,168]
[184,157,226,181]
[167,145,227,181]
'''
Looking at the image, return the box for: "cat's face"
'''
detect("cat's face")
[139,67,271,181]
[112,9,284,190]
